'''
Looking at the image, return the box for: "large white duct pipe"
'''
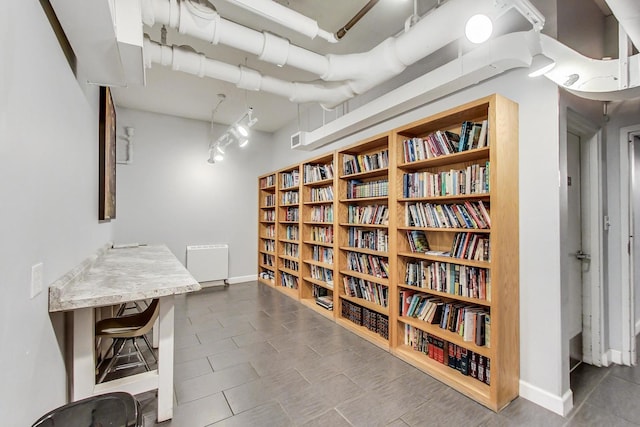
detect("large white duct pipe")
[141,0,501,88]
[540,33,640,101]
[143,37,355,106]
[604,0,640,51]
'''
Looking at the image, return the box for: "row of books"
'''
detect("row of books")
[284,207,299,222]
[342,149,389,175]
[310,206,333,223]
[312,245,334,264]
[281,170,300,188]
[404,325,490,385]
[281,190,299,205]
[283,259,299,271]
[263,194,275,207]
[399,291,490,347]
[348,228,389,252]
[285,225,299,240]
[310,186,334,202]
[405,201,490,229]
[260,175,275,188]
[263,211,275,221]
[259,270,274,282]
[404,260,490,300]
[459,120,489,151]
[451,233,490,262]
[348,204,389,225]
[346,252,389,279]
[402,131,461,162]
[347,179,389,199]
[264,224,275,238]
[316,295,334,311]
[261,254,275,267]
[304,163,334,183]
[402,162,489,198]
[310,226,333,244]
[310,265,333,286]
[406,230,430,253]
[282,242,299,258]
[343,276,389,307]
[280,272,299,289]
[262,240,275,252]
[341,299,389,339]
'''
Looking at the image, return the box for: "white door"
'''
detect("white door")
[567,131,585,370]
[632,136,640,349]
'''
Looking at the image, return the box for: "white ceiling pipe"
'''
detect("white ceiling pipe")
[142,0,501,85]
[216,0,337,43]
[604,0,640,51]
[141,0,330,76]
[143,37,355,105]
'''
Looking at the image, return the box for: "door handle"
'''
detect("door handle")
[573,250,591,261]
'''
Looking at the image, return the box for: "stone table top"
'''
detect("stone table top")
[49,244,201,312]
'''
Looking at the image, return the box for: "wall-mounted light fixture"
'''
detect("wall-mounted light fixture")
[208,107,258,164]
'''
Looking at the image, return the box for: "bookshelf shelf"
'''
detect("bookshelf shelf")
[398,316,491,357]
[339,269,389,287]
[397,251,490,268]
[303,276,334,290]
[339,246,388,257]
[257,94,518,412]
[397,283,492,307]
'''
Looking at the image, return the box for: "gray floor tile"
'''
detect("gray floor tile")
[231,327,289,347]
[385,419,411,427]
[174,332,200,350]
[196,321,256,344]
[567,402,638,427]
[174,357,213,383]
[175,362,259,404]
[154,393,232,427]
[302,409,352,427]
[610,363,640,387]
[498,396,566,427]
[399,388,495,427]
[207,341,278,371]
[223,368,310,414]
[173,338,238,364]
[210,402,293,427]
[586,374,640,424]
[570,363,609,408]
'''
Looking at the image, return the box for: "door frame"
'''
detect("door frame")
[619,124,640,366]
[567,109,604,366]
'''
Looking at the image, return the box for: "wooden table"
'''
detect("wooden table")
[49,244,201,422]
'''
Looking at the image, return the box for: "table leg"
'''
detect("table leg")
[72,308,95,401]
[156,296,175,422]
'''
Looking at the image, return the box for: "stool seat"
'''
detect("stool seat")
[32,392,142,427]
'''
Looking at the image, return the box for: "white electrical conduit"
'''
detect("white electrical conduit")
[141,0,505,87]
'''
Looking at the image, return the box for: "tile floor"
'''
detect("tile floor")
[133,282,640,426]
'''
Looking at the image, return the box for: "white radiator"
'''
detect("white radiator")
[186,244,229,285]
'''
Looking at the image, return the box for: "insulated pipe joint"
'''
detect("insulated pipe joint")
[237,66,262,91]
[178,0,221,44]
[259,32,290,67]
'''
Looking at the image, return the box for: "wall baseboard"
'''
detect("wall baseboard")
[519,380,573,416]
[228,274,257,284]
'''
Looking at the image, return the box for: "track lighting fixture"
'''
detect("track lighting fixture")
[207,107,258,164]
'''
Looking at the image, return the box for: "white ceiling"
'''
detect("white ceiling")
[111,0,440,132]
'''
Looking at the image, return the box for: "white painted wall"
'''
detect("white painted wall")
[0,3,113,425]
[113,108,273,281]
[273,68,566,412]
[633,136,640,333]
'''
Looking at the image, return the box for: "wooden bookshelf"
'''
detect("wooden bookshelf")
[300,152,336,316]
[276,164,301,298]
[256,94,519,412]
[336,133,393,345]
[258,173,277,286]
[391,94,518,411]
